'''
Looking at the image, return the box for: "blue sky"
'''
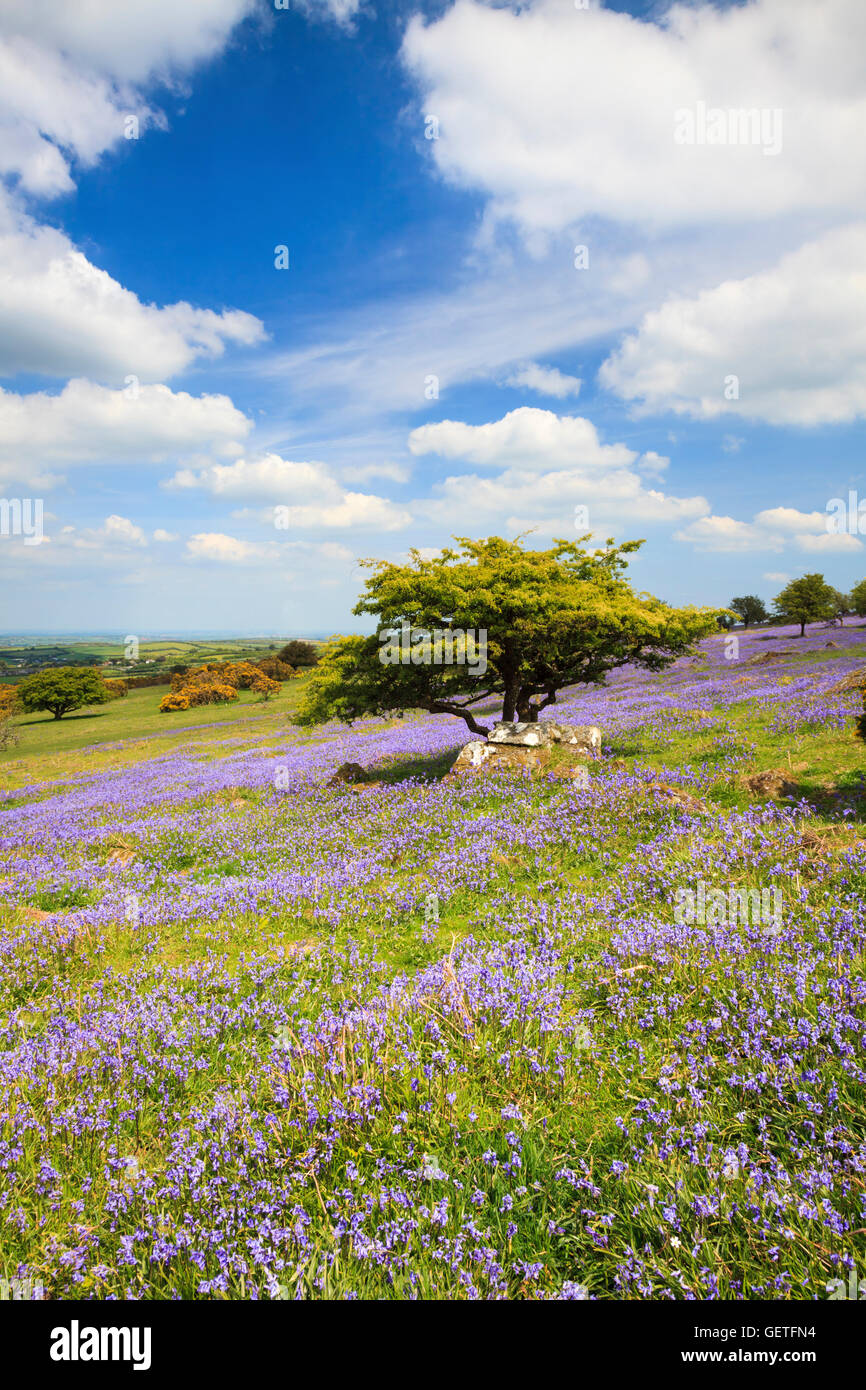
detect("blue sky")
[0,0,864,635]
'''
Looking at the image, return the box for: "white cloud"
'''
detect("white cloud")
[676,506,863,553]
[0,2,255,196]
[600,225,866,425]
[674,515,783,553]
[186,533,270,565]
[753,507,827,534]
[0,379,252,484]
[503,362,581,399]
[165,452,412,531]
[402,0,866,237]
[63,514,147,551]
[798,530,862,553]
[166,454,328,501]
[0,212,265,383]
[416,467,708,530]
[153,528,179,542]
[764,572,790,583]
[407,407,707,530]
[409,408,636,472]
[102,514,146,546]
[284,493,412,531]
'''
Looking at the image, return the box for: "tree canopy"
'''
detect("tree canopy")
[729,595,768,628]
[17,667,112,721]
[773,573,837,636]
[278,640,319,667]
[294,535,723,734]
[849,577,866,617]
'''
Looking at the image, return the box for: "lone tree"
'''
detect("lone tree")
[773,573,837,636]
[17,666,112,721]
[729,595,768,628]
[278,640,319,667]
[295,535,722,735]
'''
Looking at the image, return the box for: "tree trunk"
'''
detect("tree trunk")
[53,710,63,720]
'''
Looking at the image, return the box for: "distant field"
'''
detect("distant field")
[0,637,318,684]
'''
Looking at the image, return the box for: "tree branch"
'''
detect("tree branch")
[423,700,491,736]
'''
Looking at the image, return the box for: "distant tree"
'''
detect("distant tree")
[773,573,837,637]
[849,577,866,617]
[829,588,852,625]
[17,667,112,721]
[278,640,318,667]
[729,595,768,628]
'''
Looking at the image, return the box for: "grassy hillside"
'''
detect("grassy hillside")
[0,623,864,1300]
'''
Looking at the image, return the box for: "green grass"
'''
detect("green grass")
[0,675,315,789]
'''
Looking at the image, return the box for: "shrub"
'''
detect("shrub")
[159,691,191,713]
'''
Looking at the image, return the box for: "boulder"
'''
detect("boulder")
[328,761,368,786]
[550,723,602,753]
[487,720,601,753]
[742,769,798,799]
[449,741,549,776]
[828,666,866,694]
[488,721,552,747]
[645,782,707,814]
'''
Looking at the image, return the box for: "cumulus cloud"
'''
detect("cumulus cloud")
[186,532,271,565]
[284,493,412,531]
[166,454,328,501]
[402,0,866,237]
[408,408,636,472]
[0,1,256,195]
[0,5,264,383]
[165,452,412,531]
[408,407,708,530]
[676,506,864,553]
[63,514,148,550]
[0,212,265,384]
[503,362,582,399]
[600,225,866,425]
[674,515,784,553]
[0,379,251,485]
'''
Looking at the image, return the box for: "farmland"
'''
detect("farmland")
[0,623,864,1300]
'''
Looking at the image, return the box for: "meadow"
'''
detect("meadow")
[0,623,864,1300]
